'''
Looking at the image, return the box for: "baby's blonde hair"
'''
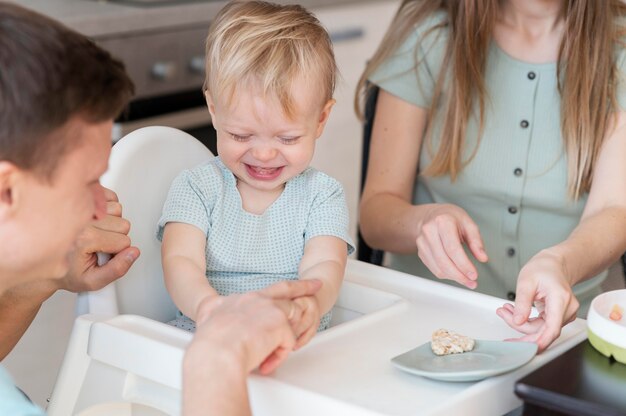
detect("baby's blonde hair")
[204,1,336,118]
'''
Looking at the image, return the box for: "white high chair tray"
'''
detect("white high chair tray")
[51,260,586,416]
[247,260,587,416]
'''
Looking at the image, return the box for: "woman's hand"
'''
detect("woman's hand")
[415,204,488,288]
[496,250,579,352]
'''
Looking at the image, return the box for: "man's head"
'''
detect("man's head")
[0,3,133,179]
[0,3,134,285]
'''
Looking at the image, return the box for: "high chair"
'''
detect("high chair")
[48,125,410,415]
[76,125,214,322]
[48,126,214,415]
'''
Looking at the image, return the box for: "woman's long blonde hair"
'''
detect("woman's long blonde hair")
[357,0,626,199]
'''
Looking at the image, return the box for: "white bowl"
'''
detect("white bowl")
[587,289,626,363]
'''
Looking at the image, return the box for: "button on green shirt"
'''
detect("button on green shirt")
[370,11,625,313]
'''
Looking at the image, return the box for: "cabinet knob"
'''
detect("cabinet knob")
[188,56,205,75]
[151,61,177,81]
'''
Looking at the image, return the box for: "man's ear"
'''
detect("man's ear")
[315,98,336,138]
[0,162,19,220]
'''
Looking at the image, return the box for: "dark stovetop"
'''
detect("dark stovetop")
[515,340,626,416]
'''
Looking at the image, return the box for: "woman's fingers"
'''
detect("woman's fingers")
[416,240,444,278]
[534,294,577,352]
[496,304,544,334]
[418,219,477,288]
[460,218,489,263]
[415,207,487,289]
[498,297,578,353]
[512,283,536,326]
[439,219,479,284]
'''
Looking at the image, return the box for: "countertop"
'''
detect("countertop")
[8,0,382,37]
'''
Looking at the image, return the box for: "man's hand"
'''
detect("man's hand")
[183,280,322,416]
[290,295,321,350]
[59,188,139,293]
[194,279,322,374]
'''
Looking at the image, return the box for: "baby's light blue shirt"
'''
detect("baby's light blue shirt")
[157,157,354,329]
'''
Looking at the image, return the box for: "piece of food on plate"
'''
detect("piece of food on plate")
[431,329,475,356]
[609,304,623,321]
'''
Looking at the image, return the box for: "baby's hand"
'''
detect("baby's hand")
[290,295,321,350]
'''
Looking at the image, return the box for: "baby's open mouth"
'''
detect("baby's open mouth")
[245,164,284,179]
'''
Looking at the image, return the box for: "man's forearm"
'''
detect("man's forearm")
[183,343,251,416]
[0,280,58,360]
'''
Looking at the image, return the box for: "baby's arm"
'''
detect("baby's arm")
[162,222,218,321]
[299,235,347,315]
[289,235,347,348]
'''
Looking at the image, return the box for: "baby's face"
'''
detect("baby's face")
[208,76,334,198]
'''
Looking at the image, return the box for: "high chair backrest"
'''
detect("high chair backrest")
[82,126,214,322]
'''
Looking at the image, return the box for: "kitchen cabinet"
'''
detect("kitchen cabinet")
[311,0,400,248]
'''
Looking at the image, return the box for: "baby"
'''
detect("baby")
[157,0,354,349]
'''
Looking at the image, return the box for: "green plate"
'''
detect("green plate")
[391,340,538,382]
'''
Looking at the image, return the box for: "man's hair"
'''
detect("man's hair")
[0,3,134,179]
[204,1,336,118]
